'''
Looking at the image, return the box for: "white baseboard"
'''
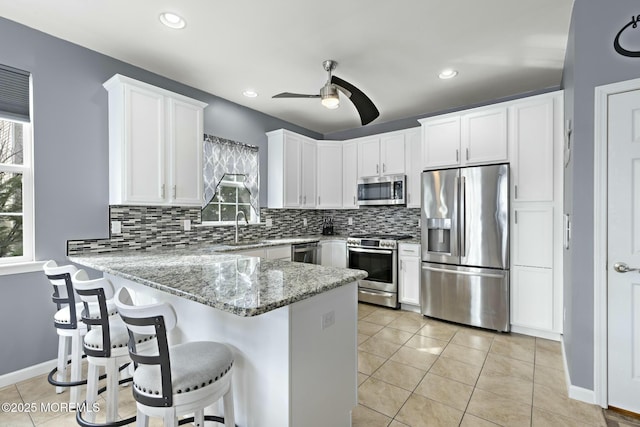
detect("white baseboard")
[560,338,599,406]
[400,303,420,313]
[510,325,562,341]
[0,359,56,388]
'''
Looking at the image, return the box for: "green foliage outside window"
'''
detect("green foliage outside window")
[0,120,24,257]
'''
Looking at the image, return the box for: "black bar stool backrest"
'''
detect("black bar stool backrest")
[114,287,177,408]
[71,270,115,358]
[43,260,79,330]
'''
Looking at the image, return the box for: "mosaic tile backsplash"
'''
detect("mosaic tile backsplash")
[67,205,421,255]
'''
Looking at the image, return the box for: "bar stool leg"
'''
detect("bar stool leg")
[105,359,119,422]
[136,408,149,427]
[69,332,83,405]
[194,409,204,426]
[223,382,235,427]
[55,335,69,394]
[85,362,99,422]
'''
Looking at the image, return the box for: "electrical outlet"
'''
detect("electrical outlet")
[303,218,307,227]
[111,221,122,234]
[321,310,335,330]
[183,219,191,231]
[265,218,273,227]
[348,217,353,225]
[418,218,421,228]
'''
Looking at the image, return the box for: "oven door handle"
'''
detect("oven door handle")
[348,248,394,255]
[359,289,395,298]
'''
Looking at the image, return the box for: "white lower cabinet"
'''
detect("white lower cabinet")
[511,266,554,330]
[233,245,291,260]
[398,243,420,306]
[319,240,347,268]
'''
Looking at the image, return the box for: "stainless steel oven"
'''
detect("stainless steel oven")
[347,234,411,308]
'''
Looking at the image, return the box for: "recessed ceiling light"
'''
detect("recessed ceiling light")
[438,69,458,79]
[242,89,258,98]
[159,12,186,29]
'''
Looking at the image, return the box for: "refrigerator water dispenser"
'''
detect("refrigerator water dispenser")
[426,218,452,254]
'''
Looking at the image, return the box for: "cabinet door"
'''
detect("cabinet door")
[167,98,203,206]
[317,143,343,208]
[124,84,166,204]
[422,116,461,169]
[404,128,422,208]
[513,206,553,268]
[301,139,317,208]
[342,141,359,208]
[380,134,405,175]
[511,98,554,202]
[462,107,508,164]
[358,138,381,178]
[266,245,292,260]
[399,256,420,305]
[283,135,302,208]
[511,266,553,330]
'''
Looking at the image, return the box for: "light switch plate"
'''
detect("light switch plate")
[183,219,191,231]
[265,218,273,227]
[348,217,353,225]
[111,221,122,235]
[303,218,307,226]
[321,310,335,330]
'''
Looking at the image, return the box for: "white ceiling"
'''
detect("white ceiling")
[0,0,574,134]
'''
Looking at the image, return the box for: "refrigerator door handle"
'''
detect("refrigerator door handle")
[460,176,466,258]
[422,264,505,279]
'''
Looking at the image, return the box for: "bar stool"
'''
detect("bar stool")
[114,287,236,427]
[43,260,86,405]
[72,270,156,426]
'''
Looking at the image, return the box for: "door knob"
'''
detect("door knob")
[613,262,640,273]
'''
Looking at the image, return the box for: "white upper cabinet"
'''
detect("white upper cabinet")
[357,133,406,179]
[462,107,508,164]
[267,129,317,209]
[342,141,359,208]
[420,107,508,169]
[404,128,422,208]
[104,74,206,206]
[317,142,343,208]
[509,96,555,202]
[421,115,461,169]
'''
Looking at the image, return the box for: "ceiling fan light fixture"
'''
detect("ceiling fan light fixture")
[320,84,340,109]
[438,69,458,79]
[159,12,186,29]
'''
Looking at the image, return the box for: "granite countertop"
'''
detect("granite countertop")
[68,243,367,317]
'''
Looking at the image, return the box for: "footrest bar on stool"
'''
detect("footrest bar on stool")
[178,415,238,426]
[75,399,136,427]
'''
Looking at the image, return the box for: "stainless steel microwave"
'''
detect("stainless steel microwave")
[357,175,406,206]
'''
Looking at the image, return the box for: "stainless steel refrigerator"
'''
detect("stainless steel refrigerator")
[420,163,510,332]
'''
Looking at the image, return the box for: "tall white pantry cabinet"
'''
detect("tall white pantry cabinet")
[419,91,564,339]
[104,74,207,207]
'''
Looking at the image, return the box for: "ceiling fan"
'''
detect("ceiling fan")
[273,60,380,126]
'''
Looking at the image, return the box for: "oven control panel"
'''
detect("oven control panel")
[346,238,397,249]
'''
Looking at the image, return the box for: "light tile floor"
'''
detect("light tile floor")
[0,302,638,426]
[354,303,610,427]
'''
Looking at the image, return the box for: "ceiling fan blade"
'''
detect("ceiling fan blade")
[331,75,380,126]
[272,92,320,99]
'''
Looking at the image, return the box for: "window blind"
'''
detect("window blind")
[0,65,30,122]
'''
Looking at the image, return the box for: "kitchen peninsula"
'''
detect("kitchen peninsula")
[69,245,367,427]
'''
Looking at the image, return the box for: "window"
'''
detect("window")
[202,135,259,225]
[0,64,33,266]
[201,174,256,223]
[0,118,32,263]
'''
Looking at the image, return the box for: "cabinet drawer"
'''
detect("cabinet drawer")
[398,244,421,257]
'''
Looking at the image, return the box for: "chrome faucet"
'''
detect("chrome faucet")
[235,211,248,243]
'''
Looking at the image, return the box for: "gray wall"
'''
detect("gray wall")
[562,0,640,391]
[0,16,320,375]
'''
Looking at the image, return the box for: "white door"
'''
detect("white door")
[607,88,640,413]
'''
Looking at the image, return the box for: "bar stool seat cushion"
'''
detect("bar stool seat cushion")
[84,318,154,351]
[133,341,233,396]
[54,302,117,325]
